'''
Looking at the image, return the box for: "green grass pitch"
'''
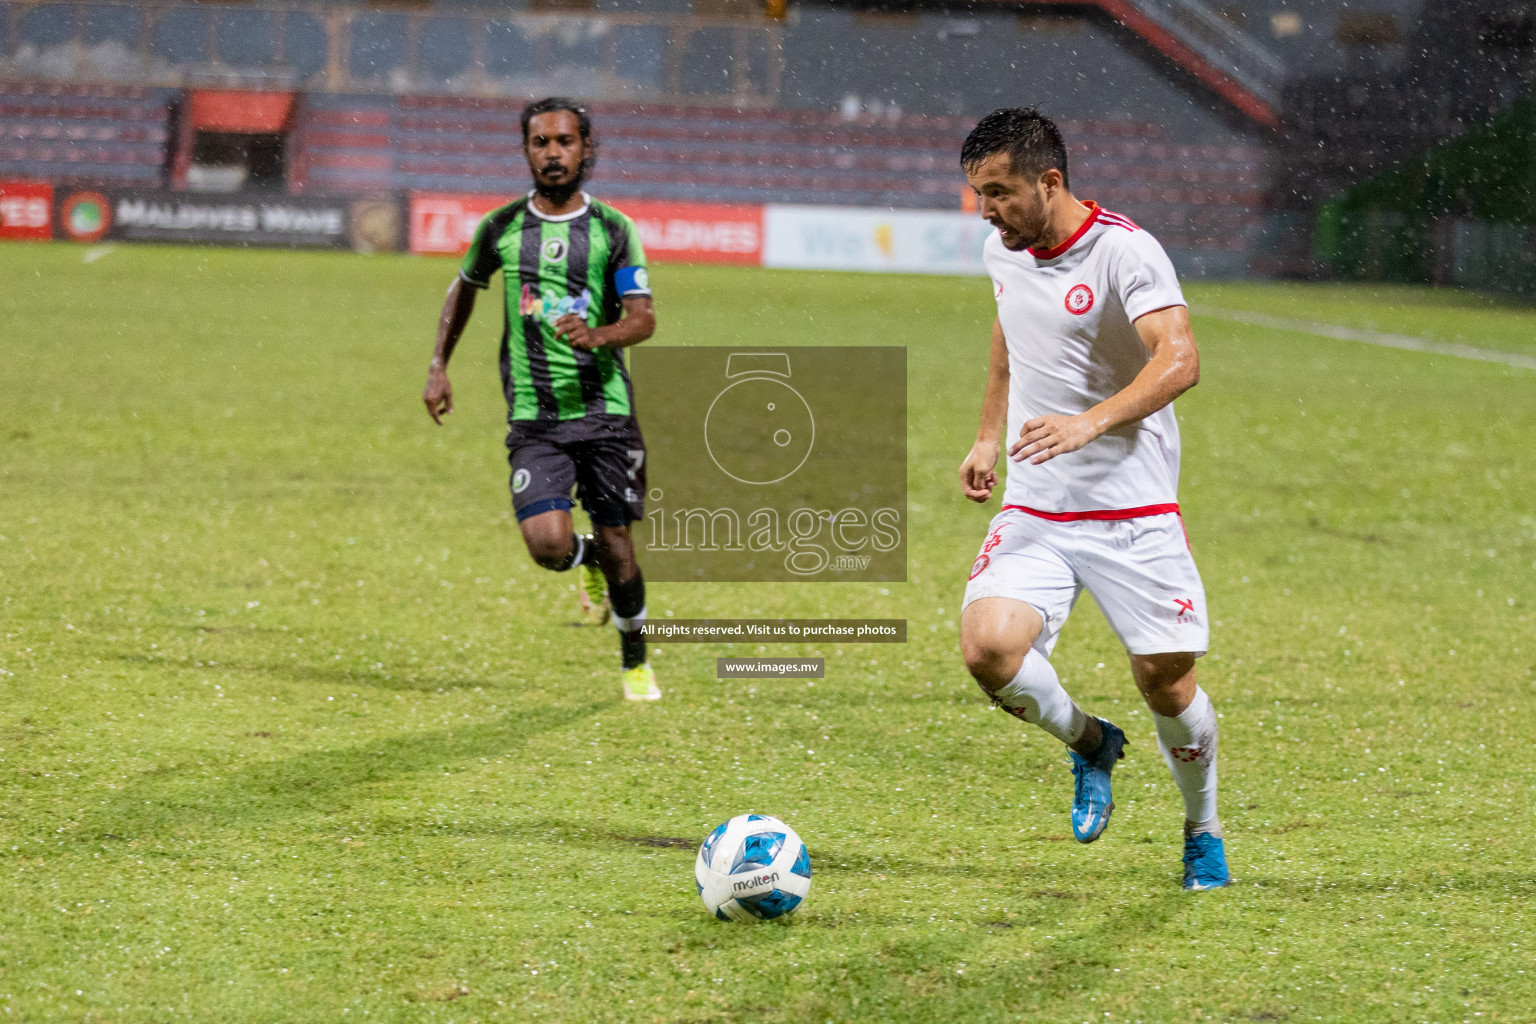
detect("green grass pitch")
[2,240,1533,1022]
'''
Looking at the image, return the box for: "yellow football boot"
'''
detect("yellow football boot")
[578,564,610,625]
[621,663,661,702]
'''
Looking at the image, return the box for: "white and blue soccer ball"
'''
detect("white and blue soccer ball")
[694,813,812,922]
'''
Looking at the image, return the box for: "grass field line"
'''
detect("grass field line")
[1196,304,1536,371]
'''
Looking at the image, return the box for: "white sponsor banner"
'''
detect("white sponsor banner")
[763,205,992,276]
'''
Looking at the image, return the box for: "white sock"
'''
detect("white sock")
[559,533,587,571]
[612,605,646,634]
[991,648,1088,746]
[1153,685,1219,827]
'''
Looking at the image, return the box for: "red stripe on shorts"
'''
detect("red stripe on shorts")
[1002,502,1181,522]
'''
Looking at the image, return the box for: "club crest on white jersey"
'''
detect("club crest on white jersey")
[1064,283,1094,315]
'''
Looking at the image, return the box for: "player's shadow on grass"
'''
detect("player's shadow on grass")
[73,699,609,842]
[803,848,1030,883]
[1239,872,1536,897]
[113,650,564,694]
[232,658,500,693]
[778,889,1190,1020]
[662,884,1193,1020]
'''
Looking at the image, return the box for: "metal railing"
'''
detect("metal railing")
[1132,0,1286,109]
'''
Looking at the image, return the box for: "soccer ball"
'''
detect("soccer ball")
[694,813,812,921]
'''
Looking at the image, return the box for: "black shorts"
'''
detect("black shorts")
[507,415,646,527]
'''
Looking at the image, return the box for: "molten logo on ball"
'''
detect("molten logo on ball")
[695,814,812,922]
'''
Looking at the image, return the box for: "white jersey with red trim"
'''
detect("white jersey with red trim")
[985,201,1189,515]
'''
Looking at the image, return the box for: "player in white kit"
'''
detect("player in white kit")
[955,109,1229,889]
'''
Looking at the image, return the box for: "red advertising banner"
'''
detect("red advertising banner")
[408,193,764,265]
[0,182,53,241]
[409,193,508,256]
[613,199,763,265]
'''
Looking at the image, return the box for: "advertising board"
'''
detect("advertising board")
[50,188,397,250]
[617,200,763,265]
[27,183,994,277]
[408,193,507,256]
[408,194,763,266]
[0,182,53,241]
[763,205,991,276]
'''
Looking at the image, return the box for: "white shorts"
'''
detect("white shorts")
[962,506,1209,657]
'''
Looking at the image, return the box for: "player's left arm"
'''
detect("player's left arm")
[1011,305,1198,464]
[555,212,656,351]
[555,295,655,352]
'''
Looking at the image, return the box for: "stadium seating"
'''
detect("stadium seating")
[0,78,1267,262]
[0,80,173,185]
[287,92,396,194]
[288,93,1268,254]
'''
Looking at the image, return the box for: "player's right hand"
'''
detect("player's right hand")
[423,366,453,425]
[959,443,999,503]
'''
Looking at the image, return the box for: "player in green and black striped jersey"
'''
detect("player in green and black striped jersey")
[423,98,661,702]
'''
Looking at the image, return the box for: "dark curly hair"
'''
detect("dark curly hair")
[960,107,1069,188]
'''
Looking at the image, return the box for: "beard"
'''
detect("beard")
[995,200,1048,251]
[531,162,588,206]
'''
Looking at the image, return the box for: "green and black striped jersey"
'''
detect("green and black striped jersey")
[460,193,651,423]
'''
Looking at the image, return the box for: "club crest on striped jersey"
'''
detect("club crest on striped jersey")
[520,284,592,324]
[1065,283,1094,315]
[541,237,568,262]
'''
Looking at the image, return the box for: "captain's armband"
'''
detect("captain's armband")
[615,266,651,296]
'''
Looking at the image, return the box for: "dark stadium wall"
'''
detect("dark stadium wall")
[780,5,1263,142]
[776,4,1274,278]
[1314,95,1536,293]
[1270,0,1535,276]
[1201,0,1426,76]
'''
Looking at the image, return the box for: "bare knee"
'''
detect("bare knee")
[960,599,1042,692]
[526,536,573,570]
[961,634,1016,691]
[1130,652,1198,716]
[519,510,575,570]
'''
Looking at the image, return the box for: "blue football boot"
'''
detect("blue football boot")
[1182,832,1231,890]
[1067,718,1126,843]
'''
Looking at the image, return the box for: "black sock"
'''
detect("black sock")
[553,534,588,572]
[619,632,646,671]
[609,572,646,669]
